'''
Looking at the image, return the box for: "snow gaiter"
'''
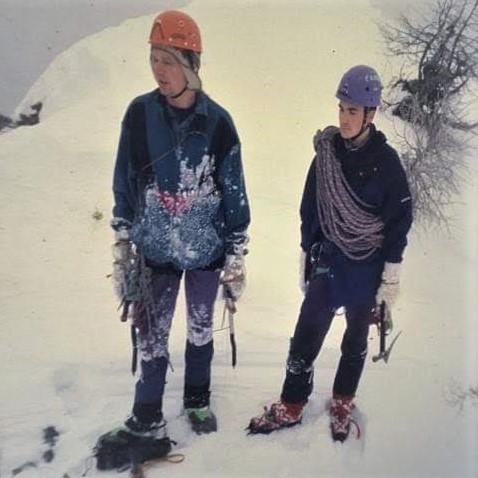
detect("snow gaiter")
[280,342,314,404]
[133,356,169,423]
[184,339,214,408]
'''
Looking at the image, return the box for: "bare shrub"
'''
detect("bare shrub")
[380,0,478,227]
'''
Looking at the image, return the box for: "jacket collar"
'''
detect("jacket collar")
[334,124,387,157]
[153,88,208,134]
[154,88,208,117]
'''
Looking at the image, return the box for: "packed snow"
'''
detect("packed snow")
[0,0,186,117]
[1,1,477,477]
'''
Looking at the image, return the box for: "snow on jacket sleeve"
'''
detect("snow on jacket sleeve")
[300,158,322,253]
[214,115,250,255]
[379,149,413,263]
[112,106,135,229]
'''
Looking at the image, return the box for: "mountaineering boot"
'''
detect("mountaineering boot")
[94,415,172,471]
[185,406,218,434]
[247,400,305,434]
[183,384,217,434]
[123,415,168,439]
[329,395,355,442]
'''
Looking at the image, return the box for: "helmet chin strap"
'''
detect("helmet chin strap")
[168,84,188,100]
[348,107,370,142]
[348,123,369,142]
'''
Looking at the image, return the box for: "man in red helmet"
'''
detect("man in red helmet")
[95,10,250,470]
[148,10,202,100]
[248,65,412,442]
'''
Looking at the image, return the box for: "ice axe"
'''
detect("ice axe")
[372,302,402,363]
[222,285,237,368]
[118,299,139,375]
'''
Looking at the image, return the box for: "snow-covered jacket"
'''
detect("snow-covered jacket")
[112,89,250,270]
[300,125,412,307]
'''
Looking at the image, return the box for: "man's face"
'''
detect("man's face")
[150,48,187,97]
[338,100,372,139]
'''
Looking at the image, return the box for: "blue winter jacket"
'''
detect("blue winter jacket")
[300,126,413,308]
[112,89,250,270]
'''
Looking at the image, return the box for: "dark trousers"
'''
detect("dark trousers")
[132,268,220,423]
[281,275,372,403]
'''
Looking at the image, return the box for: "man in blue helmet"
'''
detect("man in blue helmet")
[248,65,413,441]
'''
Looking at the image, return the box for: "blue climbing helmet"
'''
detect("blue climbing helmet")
[336,65,383,108]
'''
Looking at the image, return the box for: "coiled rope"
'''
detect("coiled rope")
[313,126,384,260]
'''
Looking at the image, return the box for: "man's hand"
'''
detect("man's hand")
[221,254,246,301]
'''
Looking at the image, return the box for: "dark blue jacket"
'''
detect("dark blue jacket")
[112,89,250,270]
[300,126,412,307]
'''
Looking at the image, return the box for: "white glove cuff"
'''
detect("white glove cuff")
[114,228,131,242]
[112,242,131,262]
[226,253,245,267]
[382,262,401,284]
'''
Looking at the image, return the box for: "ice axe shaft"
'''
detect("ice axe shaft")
[372,302,401,363]
[371,302,386,361]
[118,299,137,374]
[119,299,131,322]
[223,285,238,368]
[227,299,237,367]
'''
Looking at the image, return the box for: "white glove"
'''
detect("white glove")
[376,262,401,333]
[112,228,133,300]
[376,261,401,310]
[221,254,246,301]
[299,250,307,294]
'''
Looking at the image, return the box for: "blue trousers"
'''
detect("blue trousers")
[281,275,372,403]
[132,268,220,423]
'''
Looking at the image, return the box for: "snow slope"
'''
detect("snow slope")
[1,1,477,477]
[0,0,187,117]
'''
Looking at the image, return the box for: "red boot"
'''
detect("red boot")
[247,401,305,434]
[329,395,355,442]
